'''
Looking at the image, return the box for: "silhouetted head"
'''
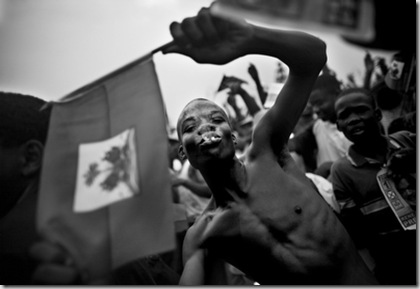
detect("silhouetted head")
[0,91,51,217]
[309,74,342,123]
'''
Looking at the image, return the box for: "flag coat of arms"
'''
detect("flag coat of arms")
[37,52,175,281]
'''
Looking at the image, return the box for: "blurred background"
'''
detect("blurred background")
[0,0,414,126]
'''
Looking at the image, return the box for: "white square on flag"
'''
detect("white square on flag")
[74,127,139,213]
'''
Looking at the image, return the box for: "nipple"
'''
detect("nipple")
[294,206,302,214]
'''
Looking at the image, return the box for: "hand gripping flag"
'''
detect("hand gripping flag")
[37,50,175,282]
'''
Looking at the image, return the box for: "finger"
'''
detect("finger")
[201,208,239,241]
[181,17,205,45]
[196,7,221,43]
[29,241,73,265]
[169,21,192,49]
[32,264,80,285]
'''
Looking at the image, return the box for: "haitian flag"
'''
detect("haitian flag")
[37,51,175,282]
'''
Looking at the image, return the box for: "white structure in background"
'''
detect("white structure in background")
[263,82,284,108]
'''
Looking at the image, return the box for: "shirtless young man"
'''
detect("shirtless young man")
[165,7,378,285]
[29,6,377,285]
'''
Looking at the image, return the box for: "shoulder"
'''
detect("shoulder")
[330,157,353,182]
[389,130,415,148]
[330,158,356,194]
[331,156,351,171]
[388,111,416,135]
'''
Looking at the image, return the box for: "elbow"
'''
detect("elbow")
[314,39,328,71]
[294,37,327,76]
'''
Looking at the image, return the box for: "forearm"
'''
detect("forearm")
[363,70,373,89]
[251,75,267,104]
[227,94,244,121]
[237,88,261,116]
[181,179,212,198]
[256,84,267,105]
[248,28,326,150]
[179,250,206,285]
[245,27,327,76]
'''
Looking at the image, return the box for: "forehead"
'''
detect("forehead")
[335,92,372,111]
[310,89,332,104]
[179,100,225,121]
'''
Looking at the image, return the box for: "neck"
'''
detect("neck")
[198,157,246,207]
[0,178,38,219]
[353,134,389,161]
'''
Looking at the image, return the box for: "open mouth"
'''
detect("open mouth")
[349,126,365,135]
[200,132,222,148]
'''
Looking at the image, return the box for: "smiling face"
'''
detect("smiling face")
[177,99,236,169]
[335,89,382,144]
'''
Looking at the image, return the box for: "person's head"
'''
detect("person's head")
[371,81,403,111]
[334,88,383,144]
[384,50,414,92]
[176,98,237,169]
[309,74,341,123]
[0,92,51,217]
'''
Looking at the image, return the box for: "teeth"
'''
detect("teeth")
[201,134,221,145]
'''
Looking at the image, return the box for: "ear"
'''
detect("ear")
[374,108,382,121]
[232,134,237,145]
[178,145,186,161]
[21,140,44,177]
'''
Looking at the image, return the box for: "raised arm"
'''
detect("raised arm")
[231,84,261,116]
[363,51,374,89]
[163,6,326,158]
[248,63,268,105]
[248,29,326,158]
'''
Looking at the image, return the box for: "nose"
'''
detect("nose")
[347,112,362,125]
[197,123,215,135]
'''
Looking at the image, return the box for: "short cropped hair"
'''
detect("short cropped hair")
[335,87,376,108]
[370,81,403,110]
[0,92,51,147]
[312,74,342,94]
[176,98,232,139]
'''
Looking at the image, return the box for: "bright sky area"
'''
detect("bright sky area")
[0,0,396,127]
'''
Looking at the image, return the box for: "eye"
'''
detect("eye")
[212,117,224,123]
[337,111,349,120]
[355,106,369,114]
[183,125,195,133]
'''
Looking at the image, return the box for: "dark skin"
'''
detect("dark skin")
[0,139,44,218]
[29,7,377,285]
[248,63,268,105]
[335,90,386,162]
[335,89,415,193]
[172,8,377,285]
[309,88,337,123]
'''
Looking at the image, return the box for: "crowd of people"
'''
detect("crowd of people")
[1,4,416,286]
